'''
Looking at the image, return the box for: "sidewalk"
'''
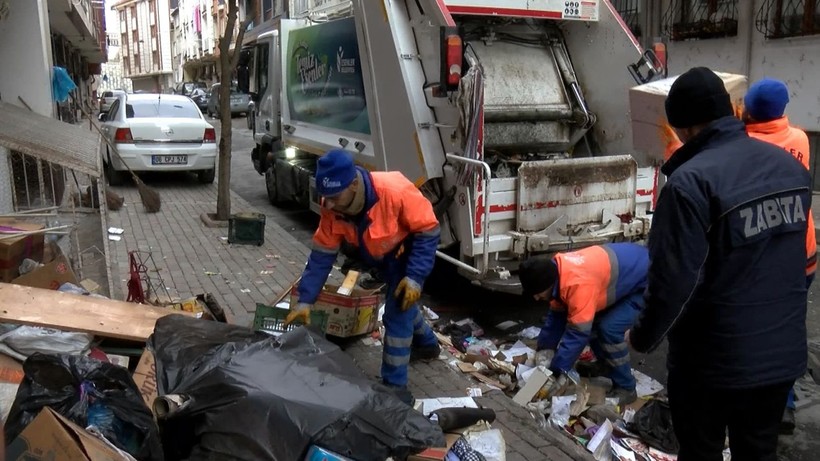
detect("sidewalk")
[105,178,589,461]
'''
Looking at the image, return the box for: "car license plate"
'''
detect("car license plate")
[230,98,241,103]
[152,155,187,165]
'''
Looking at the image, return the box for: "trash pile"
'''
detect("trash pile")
[432,316,702,461]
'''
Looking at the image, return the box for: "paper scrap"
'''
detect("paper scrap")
[623,408,636,424]
[633,369,664,398]
[457,362,478,373]
[107,227,124,235]
[587,419,614,459]
[240,289,251,293]
[519,326,541,339]
[422,306,439,321]
[467,387,483,398]
[513,368,550,406]
[611,440,637,461]
[417,397,478,416]
[108,235,121,241]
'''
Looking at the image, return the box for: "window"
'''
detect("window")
[663,0,739,41]
[756,0,820,39]
[613,0,642,39]
[126,99,201,118]
[254,43,269,97]
[263,0,272,20]
[108,100,121,120]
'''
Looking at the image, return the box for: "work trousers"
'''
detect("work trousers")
[381,273,438,387]
[667,373,793,461]
[589,292,644,390]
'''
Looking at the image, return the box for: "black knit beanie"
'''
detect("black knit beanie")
[519,256,558,299]
[665,67,734,128]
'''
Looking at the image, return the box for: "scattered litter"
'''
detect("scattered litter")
[219,237,228,241]
[361,337,381,347]
[417,397,477,416]
[107,227,124,235]
[204,271,220,276]
[495,320,521,332]
[512,367,550,406]
[623,408,636,424]
[518,326,541,340]
[260,270,275,275]
[240,289,251,293]
[457,362,478,373]
[422,306,439,321]
[455,318,484,337]
[586,419,614,460]
[549,395,576,427]
[467,387,483,398]
[500,340,534,363]
[633,369,664,398]
[463,428,506,461]
[108,235,121,241]
[611,441,637,460]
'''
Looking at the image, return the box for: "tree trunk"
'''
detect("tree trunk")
[214,0,254,221]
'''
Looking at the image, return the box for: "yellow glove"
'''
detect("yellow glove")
[394,277,422,311]
[284,303,312,326]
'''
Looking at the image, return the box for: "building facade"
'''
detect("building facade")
[113,0,174,92]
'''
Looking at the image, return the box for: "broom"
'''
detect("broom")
[79,105,161,213]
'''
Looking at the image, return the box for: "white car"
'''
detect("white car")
[99,89,125,113]
[98,93,217,185]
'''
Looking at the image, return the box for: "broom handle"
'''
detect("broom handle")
[271,275,301,306]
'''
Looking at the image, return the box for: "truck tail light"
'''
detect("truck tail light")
[203,127,216,143]
[440,27,463,91]
[114,128,133,143]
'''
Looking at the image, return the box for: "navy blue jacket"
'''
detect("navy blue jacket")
[630,116,811,389]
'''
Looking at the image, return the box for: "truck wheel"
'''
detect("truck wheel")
[265,165,280,205]
[106,152,124,186]
[198,168,215,184]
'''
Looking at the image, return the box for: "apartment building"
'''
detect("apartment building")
[112,0,173,92]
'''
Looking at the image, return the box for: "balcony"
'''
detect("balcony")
[47,0,107,63]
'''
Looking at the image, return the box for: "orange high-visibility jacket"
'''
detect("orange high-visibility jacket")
[746,117,816,276]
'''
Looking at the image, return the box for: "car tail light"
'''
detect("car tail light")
[203,127,216,143]
[114,128,133,143]
[440,27,463,91]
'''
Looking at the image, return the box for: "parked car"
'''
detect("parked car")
[99,89,125,113]
[174,81,207,97]
[206,83,251,118]
[190,88,209,112]
[97,93,217,185]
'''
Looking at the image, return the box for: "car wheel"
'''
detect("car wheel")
[106,152,125,186]
[198,168,216,184]
[265,165,280,205]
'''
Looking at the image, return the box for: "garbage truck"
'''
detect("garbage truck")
[241,0,665,293]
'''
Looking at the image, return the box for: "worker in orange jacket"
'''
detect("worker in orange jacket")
[742,78,815,434]
[284,149,441,405]
[519,243,649,405]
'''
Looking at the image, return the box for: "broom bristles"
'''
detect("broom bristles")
[133,175,161,213]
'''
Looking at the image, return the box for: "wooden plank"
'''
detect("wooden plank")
[0,283,191,342]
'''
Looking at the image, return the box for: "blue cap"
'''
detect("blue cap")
[744,78,790,121]
[316,149,356,196]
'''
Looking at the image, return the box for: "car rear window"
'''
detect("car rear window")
[103,91,113,97]
[126,99,200,118]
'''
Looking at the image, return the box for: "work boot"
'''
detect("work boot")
[780,408,796,435]
[384,383,415,407]
[606,387,637,406]
[576,360,611,378]
[411,344,441,362]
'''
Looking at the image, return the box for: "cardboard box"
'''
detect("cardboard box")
[0,219,45,282]
[630,72,748,160]
[6,407,129,460]
[290,284,380,338]
[11,253,78,290]
[407,433,461,461]
[132,350,158,411]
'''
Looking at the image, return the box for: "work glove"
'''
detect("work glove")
[284,303,312,326]
[535,349,555,369]
[394,277,422,311]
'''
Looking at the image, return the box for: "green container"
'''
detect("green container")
[228,212,266,246]
[252,303,329,335]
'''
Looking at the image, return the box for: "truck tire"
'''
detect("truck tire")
[106,152,124,186]
[265,165,280,205]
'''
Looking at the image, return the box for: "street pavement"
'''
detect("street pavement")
[104,116,820,460]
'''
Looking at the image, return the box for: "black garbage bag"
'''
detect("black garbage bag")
[148,314,444,461]
[628,398,679,454]
[4,353,163,461]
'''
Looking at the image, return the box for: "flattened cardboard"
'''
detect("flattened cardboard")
[12,254,77,290]
[6,407,128,460]
[0,220,45,282]
[132,349,158,411]
[406,433,461,461]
